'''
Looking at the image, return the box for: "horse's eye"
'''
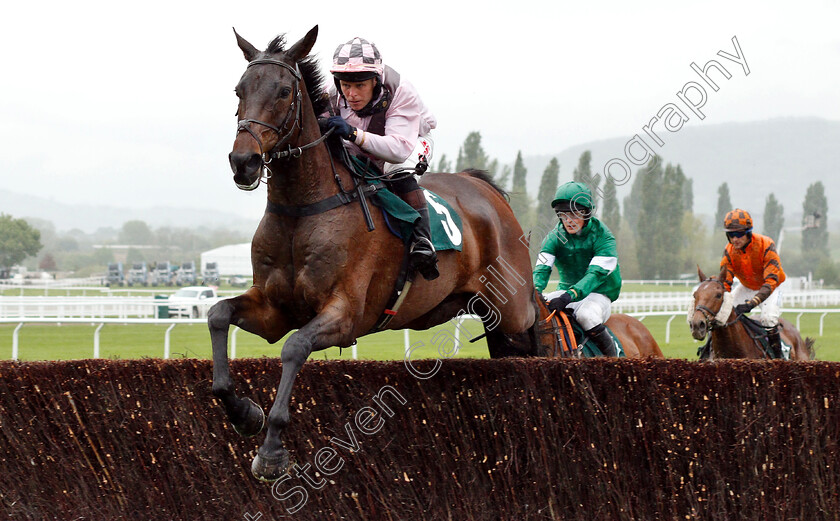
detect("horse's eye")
[715,293,722,299]
[279,86,292,99]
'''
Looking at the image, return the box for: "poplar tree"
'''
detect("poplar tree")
[508,151,533,227]
[763,193,784,242]
[715,183,732,231]
[601,180,621,234]
[455,131,490,172]
[536,158,560,226]
[572,151,599,210]
[802,181,828,257]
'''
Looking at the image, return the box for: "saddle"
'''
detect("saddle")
[696,315,789,360]
[537,309,624,358]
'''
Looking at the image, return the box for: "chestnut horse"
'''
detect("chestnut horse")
[688,268,814,360]
[526,291,664,358]
[212,26,540,481]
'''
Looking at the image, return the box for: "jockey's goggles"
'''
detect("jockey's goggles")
[726,229,751,239]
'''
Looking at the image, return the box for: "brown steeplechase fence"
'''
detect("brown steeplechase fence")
[1,358,838,520]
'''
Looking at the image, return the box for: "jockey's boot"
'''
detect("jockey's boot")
[586,324,617,357]
[767,324,783,359]
[403,189,439,281]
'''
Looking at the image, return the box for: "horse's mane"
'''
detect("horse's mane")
[461,169,509,201]
[266,35,330,116]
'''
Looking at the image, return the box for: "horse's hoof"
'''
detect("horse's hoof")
[251,448,291,482]
[232,397,265,438]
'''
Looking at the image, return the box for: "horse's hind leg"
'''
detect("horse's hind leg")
[209,289,290,437]
[252,302,354,482]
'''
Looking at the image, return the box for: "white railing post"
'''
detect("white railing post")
[665,314,677,344]
[164,323,176,359]
[820,312,827,337]
[93,323,104,358]
[12,322,23,361]
[404,329,410,358]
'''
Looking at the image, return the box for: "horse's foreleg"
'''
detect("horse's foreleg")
[252,303,352,482]
[209,291,289,437]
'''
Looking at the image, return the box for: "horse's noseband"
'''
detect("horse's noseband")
[236,58,303,165]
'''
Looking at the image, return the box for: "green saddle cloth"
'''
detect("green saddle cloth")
[569,320,626,358]
[348,157,463,252]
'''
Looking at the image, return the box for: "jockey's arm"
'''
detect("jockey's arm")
[356,84,425,164]
[567,234,618,301]
[751,243,784,306]
[568,256,618,301]
[533,252,554,293]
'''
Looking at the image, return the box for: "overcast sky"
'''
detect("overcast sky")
[1,0,838,224]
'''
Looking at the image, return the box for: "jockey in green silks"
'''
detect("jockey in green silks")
[533,181,622,357]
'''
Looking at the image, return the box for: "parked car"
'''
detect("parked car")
[167,286,221,318]
[229,275,249,288]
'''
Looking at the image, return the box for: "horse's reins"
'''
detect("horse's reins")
[695,278,768,357]
[235,57,370,220]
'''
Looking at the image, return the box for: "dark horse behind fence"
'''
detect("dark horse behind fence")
[210,26,542,481]
[688,267,815,360]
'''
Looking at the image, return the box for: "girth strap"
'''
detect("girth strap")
[265,183,381,217]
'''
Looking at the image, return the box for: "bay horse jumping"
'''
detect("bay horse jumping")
[688,267,814,360]
[211,26,540,481]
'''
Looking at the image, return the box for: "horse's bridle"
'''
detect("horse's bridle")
[236,58,304,166]
[694,278,738,330]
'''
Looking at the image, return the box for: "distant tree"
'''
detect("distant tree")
[0,214,42,270]
[601,180,621,234]
[39,253,57,271]
[715,183,732,231]
[119,220,154,245]
[678,166,693,213]
[635,160,685,279]
[486,158,500,180]
[572,151,599,210]
[536,158,560,226]
[435,153,452,173]
[711,182,733,258]
[802,181,829,257]
[763,193,784,242]
[623,169,645,234]
[455,131,490,172]
[509,151,533,226]
[495,164,511,190]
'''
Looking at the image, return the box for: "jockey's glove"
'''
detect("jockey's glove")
[326,116,356,141]
[734,303,754,315]
[547,292,572,314]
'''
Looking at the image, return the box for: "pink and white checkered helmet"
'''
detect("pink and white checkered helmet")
[330,37,384,80]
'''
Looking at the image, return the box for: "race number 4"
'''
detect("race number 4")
[423,190,462,246]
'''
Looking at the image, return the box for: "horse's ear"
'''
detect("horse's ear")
[233,28,260,62]
[287,25,318,62]
[697,265,706,282]
[718,265,727,282]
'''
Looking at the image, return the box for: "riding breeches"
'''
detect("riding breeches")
[731,281,782,327]
[544,291,612,330]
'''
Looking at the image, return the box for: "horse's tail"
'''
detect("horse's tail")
[805,337,816,360]
[461,168,509,201]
